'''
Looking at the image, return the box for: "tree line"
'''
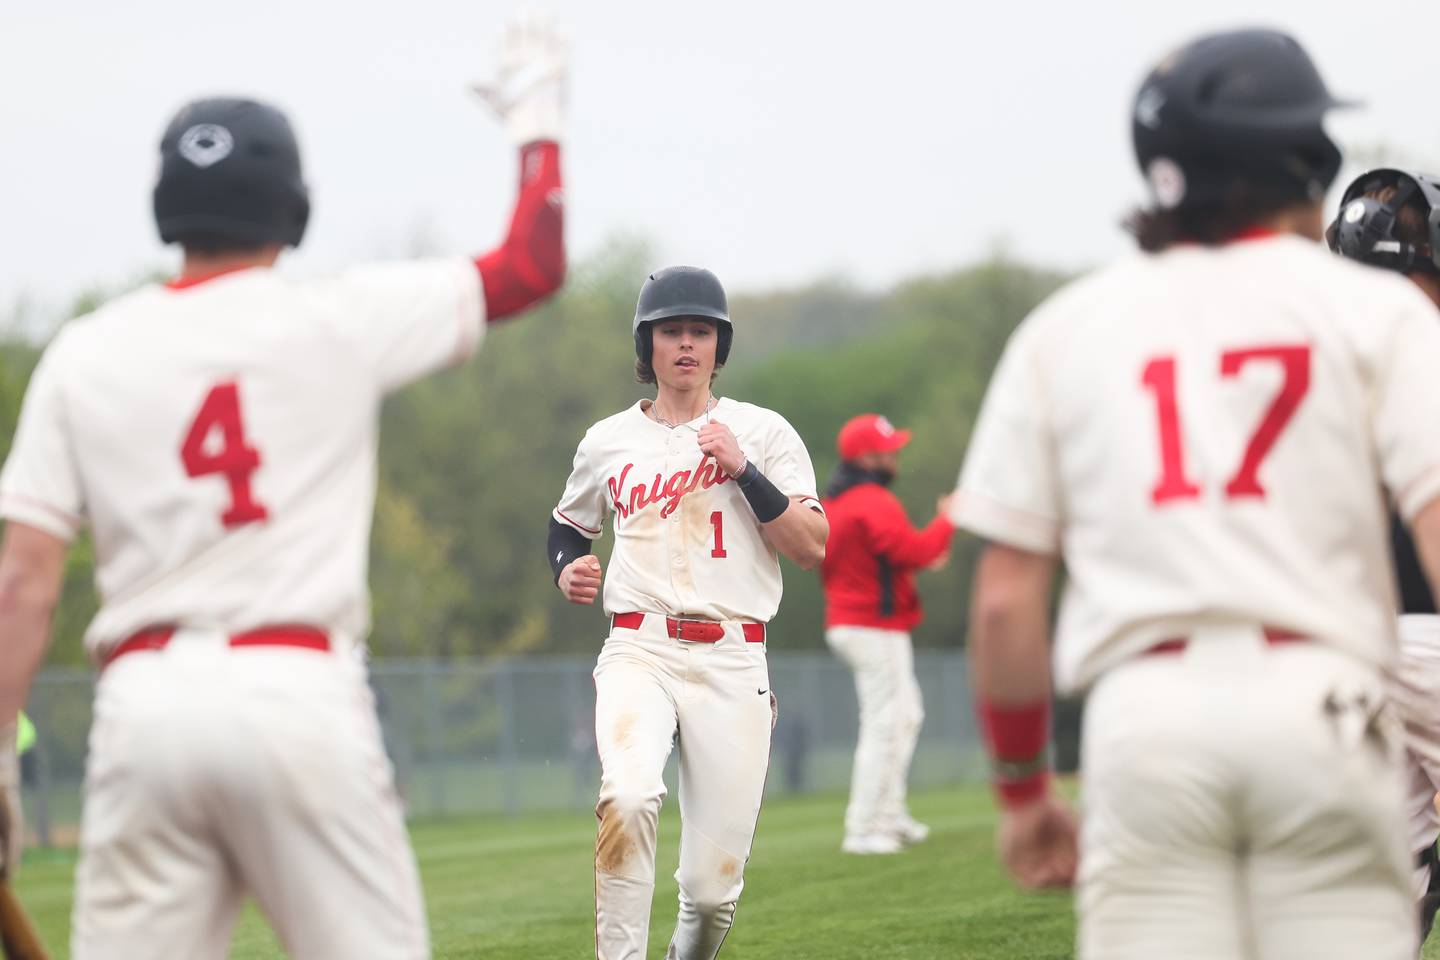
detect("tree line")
[0,242,1066,666]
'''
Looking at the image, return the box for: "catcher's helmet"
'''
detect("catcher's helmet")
[1328,168,1440,275]
[633,266,732,366]
[1132,29,1352,212]
[154,97,310,248]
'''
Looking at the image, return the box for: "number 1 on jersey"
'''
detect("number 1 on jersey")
[1141,344,1311,504]
[180,382,269,528]
[710,511,728,558]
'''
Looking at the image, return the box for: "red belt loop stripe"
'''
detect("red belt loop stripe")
[229,626,329,651]
[103,625,330,669]
[1144,625,1307,657]
[611,612,765,643]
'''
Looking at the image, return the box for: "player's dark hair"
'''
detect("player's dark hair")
[1126,184,1311,253]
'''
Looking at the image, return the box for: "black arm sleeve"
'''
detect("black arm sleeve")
[548,518,592,585]
[735,461,791,524]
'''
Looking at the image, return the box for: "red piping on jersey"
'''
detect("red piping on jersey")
[555,509,600,535]
[166,264,260,290]
[476,140,565,322]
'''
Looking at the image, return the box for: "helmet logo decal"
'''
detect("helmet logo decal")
[1147,156,1187,209]
[178,124,234,169]
[1135,87,1165,130]
[1344,199,1367,224]
[876,416,896,437]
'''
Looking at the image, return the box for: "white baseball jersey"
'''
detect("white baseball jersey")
[552,397,820,622]
[0,260,483,659]
[951,234,1440,693]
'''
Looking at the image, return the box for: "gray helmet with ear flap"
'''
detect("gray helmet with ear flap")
[633,266,732,366]
[1327,168,1440,275]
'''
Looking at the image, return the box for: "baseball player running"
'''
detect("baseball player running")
[820,414,953,854]
[952,29,1440,959]
[1328,166,1440,945]
[548,265,827,960]
[0,15,567,959]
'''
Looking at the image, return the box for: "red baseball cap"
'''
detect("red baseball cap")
[837,413,911,461]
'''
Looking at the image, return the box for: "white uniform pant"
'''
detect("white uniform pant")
[592,618,772,960]
[1078,625,1413,960]
[824,626,923,838]
[71,631,428,960]
[1392,614,1440,901]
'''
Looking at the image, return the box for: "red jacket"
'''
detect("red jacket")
[820,469,954,630]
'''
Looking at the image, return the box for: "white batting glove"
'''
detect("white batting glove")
[472,11,567,146]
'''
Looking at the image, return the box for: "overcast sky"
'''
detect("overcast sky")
[4,1,1438,326]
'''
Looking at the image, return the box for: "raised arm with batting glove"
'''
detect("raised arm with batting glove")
[472,12,567,322]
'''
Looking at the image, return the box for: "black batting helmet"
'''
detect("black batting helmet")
[1132,29,1352,212]
[1328,168,1440,275]
[633,266,733,366]
[154,97,310,249]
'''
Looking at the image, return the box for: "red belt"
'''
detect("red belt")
[1145,626,1306,656]
[104,625,331,669]
[612,612,765,644]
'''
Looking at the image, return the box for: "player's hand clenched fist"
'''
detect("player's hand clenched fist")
[559,555,603,605]
[997,792,1078,890]
[698,421,747,477]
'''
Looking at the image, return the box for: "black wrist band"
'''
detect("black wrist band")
[735,461,790,523]
[547,518,591,584]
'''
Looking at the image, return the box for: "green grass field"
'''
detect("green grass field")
[12,783,1438,959]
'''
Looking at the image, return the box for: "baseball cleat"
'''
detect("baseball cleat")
[841,833,903,855]
[892,818,931,845]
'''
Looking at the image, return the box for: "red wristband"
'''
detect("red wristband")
[977,699,1051,810]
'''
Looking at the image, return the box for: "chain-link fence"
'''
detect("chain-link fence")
[21,650,988,845]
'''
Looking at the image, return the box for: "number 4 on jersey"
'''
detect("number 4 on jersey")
[1142,344,1310,504]
[180,382,269,527]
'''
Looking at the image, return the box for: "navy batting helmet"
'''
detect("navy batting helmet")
[633,266,733,366]
[1328,168,1440,275]
[154,97,310,249]
[1132,29,1352,212]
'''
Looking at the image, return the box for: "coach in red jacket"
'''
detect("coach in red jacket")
[821,414,954,854]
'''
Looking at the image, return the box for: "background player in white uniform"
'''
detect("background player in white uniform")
[547,266,827,960]
[951,30,1440,960]
[0,16,567,959]
[1328,166,1440,944]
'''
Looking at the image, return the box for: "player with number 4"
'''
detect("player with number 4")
[952,28,1440,959]
[0,13,567,958]
[548,265,826,960]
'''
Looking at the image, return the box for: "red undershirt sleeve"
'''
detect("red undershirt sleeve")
[475,140,565,323]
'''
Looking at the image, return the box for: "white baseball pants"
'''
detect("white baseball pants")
[592,617,772,960]
[71,631,428,960]
[824,626,924,839]
[1078,624,1414,960]
[1392,614,1440,901]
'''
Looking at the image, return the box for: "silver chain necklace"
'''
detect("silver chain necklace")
[651,393,715,430]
